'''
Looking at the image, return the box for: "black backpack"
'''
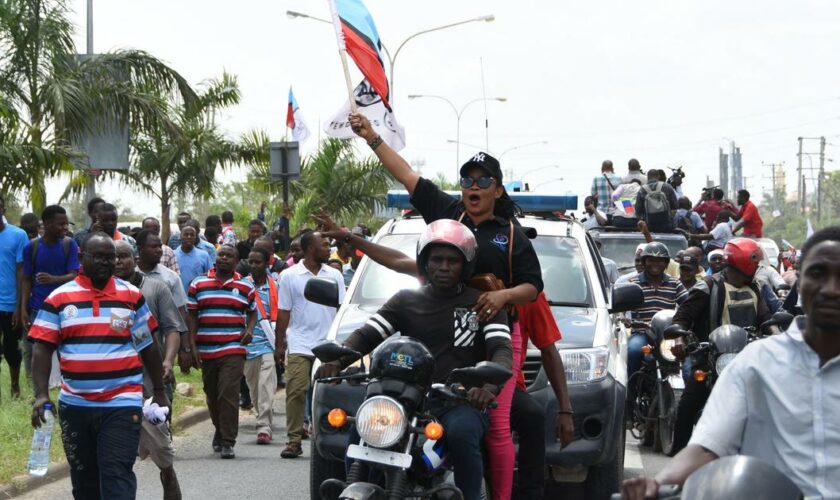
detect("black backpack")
[30,237,73,271]
[677,210,699,234]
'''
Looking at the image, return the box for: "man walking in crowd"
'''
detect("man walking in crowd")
[635,169,679,233]
[243,246,280,445]
[141,217,180,274]
[0,195,28,399]
[186,219,217,261]
[167,211,194,250]
[693,188,724,231]
[72,197,106,247]
[114,240,184,499]
[590,159,622,213]
[204,215,223,247]
[277,231,345,458]
[732,189,763,238]
[260,203,291,253]
[186,245,257,459]
[220,211,237,246]
[136,230,188,321]
[29,232,169,499]
[98,203,137,255]
[19,213,40,240]
[621,227,840,499]
[236,219,267,274]
[20,205,79,389]
[175,225,213,294]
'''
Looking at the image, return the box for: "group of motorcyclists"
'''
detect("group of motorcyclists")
[308,112,838,500]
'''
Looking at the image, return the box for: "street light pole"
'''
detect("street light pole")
[498,141,549,162]
[84,0,95,225]
[409,95,506,177]
[286,11,494,104]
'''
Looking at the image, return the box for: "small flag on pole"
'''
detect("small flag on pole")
[286,87,310,143]
[806,218,815,239]
[324,80,406,151]
[328,0,390,110]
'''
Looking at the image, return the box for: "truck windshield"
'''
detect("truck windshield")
[351,234,592,307]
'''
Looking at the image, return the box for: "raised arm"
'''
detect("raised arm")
[349,113,420,194]
[326,230,417,277]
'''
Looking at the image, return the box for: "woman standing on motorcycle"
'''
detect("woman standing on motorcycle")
[350,113,543,500]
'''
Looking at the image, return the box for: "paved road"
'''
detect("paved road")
[20,392,669,500]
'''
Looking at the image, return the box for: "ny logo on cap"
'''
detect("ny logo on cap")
[472,153,486,163]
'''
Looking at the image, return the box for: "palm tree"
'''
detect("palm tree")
[119,72,241,243]
[0,0,196,211]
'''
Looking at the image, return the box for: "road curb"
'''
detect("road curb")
[0,406,211,499]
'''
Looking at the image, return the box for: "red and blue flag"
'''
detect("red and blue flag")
[329,0,391,110]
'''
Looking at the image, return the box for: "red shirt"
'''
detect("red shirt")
[738,201,763,237]
[695,199,722,231]
[515,292,561,390]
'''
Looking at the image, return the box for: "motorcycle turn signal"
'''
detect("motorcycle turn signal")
[328,408,348,428]
[693,370,708,382]
[424,421,444,440]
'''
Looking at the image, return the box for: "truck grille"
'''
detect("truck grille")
[522,352,542,387]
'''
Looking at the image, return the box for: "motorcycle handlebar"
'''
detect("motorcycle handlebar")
[431,383,498,410]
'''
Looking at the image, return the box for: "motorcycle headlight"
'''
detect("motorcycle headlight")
[560,347,609,384]
[715,353,738,374]
[355,396,407,448]
[659,339,678,362]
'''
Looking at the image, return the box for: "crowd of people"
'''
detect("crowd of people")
[0,116,837,500]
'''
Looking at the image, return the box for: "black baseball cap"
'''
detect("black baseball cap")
[459,152,503,182]
[678,255,700,270]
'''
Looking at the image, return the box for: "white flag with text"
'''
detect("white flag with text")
[324,80,406,152]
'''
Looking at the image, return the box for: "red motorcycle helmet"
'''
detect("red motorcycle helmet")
[723,238,762,277]
[416,219,477,281]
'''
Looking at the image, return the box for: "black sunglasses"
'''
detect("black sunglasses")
[460,176,496,189]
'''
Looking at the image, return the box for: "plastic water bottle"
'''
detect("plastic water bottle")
[28,403,54,476]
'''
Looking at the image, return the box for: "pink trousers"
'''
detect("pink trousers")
[485,321,523,500]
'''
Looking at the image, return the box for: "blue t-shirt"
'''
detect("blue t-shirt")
[22,237,81,311]
[245,277,278,359]
[196,239,217,262]
[175,246,213,293]
[0,224,28,312]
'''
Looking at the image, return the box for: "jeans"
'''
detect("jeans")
[511,388,545,500]
[429,400,489,500]
[201,354,245,447]
[627,333,649,383]
[59,403,142,500]
[671,374,710,455]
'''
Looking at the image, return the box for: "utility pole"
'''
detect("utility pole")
[818,136,826,220]
[83,0,95,226]
[761,161,784,210]
[797,137,803,214]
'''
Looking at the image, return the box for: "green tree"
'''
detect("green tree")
[0,0,196,212]
[118,72,240,242]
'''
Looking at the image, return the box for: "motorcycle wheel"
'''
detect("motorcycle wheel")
[310,439,347,500]
[632,373,656,447]
[658,384,679,456]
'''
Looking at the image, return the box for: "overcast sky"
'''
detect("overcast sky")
[52,0,839,216]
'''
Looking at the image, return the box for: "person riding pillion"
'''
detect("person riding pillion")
[349,112,542,500]
[316,220,513,500]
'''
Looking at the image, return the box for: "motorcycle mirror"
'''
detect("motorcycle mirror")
[449,361,512,387]
[311,341,360,364]
[610,283,644,313]
[304,277,341,308]
[663,324,688,340]
[765,311,795,331]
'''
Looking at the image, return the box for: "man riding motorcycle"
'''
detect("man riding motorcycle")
[315,220,513,500]
[669,237,772,455]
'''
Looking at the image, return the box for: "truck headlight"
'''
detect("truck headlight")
[355,396,406,448]
[560,347,609,384]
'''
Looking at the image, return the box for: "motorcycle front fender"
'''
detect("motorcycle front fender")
[666,373,685,391]
[338,482,387,500]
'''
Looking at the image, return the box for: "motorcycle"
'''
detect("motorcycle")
[665,311,794,391]
[610,454,803,499]
[311,338,512,500]
[627,310,683,455]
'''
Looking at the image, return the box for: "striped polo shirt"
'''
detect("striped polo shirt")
[187,269,255,360]
[628,272,688,326]
[244,276,278,359]
[28,274,157,408]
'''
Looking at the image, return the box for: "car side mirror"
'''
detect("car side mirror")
[311,341,360,364]
[449,361,512,387]
[610,283,644,313]
[304,277,341,308]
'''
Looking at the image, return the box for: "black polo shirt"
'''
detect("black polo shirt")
[409,177,543,292]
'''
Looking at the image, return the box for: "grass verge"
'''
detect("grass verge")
[0,365,205,486]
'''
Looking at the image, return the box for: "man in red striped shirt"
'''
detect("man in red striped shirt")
[29,233,169,499]
[185,245,257,459]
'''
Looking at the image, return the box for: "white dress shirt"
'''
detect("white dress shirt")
[278,260,346,357]
[689,318,840,499]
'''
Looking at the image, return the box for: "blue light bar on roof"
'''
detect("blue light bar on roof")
[386,190,578,212]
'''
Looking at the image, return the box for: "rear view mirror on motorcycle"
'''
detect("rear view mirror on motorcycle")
[305,277,341,308]
[663,324,690,340]
[312,341,361,364]
[448,361,513,387]
[610,283,644,313]
[760,311,795,334]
